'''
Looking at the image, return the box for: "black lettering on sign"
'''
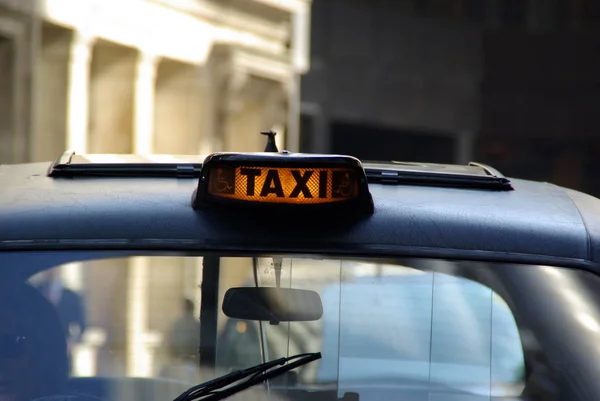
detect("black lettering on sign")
[260,169,285,197]
[332,170,356,199]
[240,168,262,196]
[318,171,328,198]
[289,170,313,198]
[210,167,235,194]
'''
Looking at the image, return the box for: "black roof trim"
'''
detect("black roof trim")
[47,151,512,190]
[47,151,205,178]
[363,161,513,191]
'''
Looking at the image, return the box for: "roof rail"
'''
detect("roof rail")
[468,161,507,179]
[47,151,205,178]
[47,150,512,191]
[362,160,512,191]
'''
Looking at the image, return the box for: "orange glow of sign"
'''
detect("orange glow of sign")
[207,166,359,204]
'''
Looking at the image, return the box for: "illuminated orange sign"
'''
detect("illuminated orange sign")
[207,166,359,204]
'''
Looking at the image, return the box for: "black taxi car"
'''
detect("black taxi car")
[1,131,600,401]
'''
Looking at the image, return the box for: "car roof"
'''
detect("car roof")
[1,157,599,269]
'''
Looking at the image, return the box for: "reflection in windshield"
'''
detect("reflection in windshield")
[2,255,595,400]
[160,298,201,383]
[218,259,525,398]
[34,267,87,375]
[0,281,69,401]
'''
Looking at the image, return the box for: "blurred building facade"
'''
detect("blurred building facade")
[1,0,312,164]
[301,0,600,197]
[2,0,312,379]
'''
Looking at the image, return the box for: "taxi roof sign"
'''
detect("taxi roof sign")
[191,152,374,214]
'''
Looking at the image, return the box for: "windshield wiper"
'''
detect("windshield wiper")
[174,352,322,401]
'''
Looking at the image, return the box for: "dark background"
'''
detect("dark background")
[300,0,600,196]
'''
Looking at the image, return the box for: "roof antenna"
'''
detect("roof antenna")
[261,130,279,153]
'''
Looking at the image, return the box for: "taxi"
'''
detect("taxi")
[1,131,599,401]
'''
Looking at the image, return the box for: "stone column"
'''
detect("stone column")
[133,53,158,154]
[66,32,94,153]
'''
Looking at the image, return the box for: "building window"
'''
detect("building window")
[502,0,526,27]
[582,0,600,27]
[464,0,486,24]
[526,0,561,31]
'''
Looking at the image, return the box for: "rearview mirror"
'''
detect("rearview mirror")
[222,287,323,323]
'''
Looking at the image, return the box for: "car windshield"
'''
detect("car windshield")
[2,253,600,401]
